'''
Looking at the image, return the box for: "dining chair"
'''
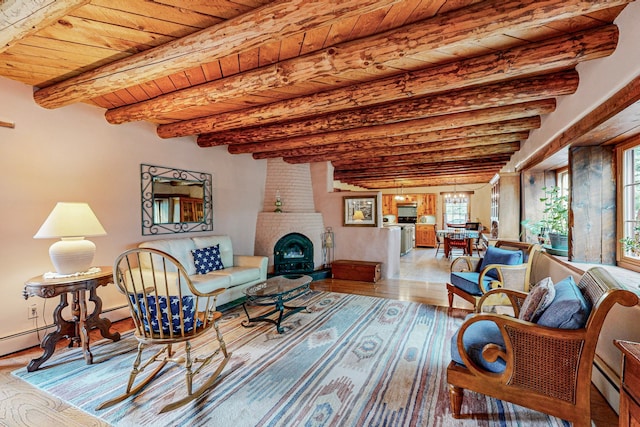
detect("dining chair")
[447,234,469,258]
[464,222,482,255]
[434,234,444,257]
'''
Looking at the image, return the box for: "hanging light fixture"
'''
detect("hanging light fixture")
[395,184,405,201]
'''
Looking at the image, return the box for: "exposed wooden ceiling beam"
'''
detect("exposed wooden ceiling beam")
[334,162,510,182]
[197,71,577,147]
[0,0,89,54]
[157,24,617,139]
[340,173,499,189]
[32,0,401,108]
[281,132,529,164]
[101,0,622,126]
[227,101,549,155]
[251,118,537,160]
[332,143,520,171]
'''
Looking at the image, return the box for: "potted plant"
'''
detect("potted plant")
[620,224,640,257]
[522,186,568,250]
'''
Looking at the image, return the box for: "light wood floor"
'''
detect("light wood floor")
[0,248,618,426]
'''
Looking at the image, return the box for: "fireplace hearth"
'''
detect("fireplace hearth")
[273,233,313,274]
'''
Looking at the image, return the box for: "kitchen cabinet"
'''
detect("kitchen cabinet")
[417,194,436,216]
[382,194,398,216]
[384,193,436,218]
[416,224,436,247]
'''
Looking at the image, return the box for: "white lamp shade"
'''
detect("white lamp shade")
[34,202,106,238]
[34,202,106,274]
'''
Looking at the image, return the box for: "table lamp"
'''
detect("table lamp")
[353,210,365,221]
[34,202,107,274]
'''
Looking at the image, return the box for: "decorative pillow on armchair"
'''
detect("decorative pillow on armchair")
[191,244,224,274]
[518,277,555,322]
[479,245,524,279]
[536,276,591,329]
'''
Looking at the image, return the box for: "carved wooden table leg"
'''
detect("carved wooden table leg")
[23,267,119,371]
[27,293,75,372]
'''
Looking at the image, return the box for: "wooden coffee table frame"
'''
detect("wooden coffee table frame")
[242,274,312,333]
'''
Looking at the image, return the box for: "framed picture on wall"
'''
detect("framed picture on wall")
[343,196,377,227]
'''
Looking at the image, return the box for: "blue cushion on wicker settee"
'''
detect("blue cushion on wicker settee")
[451,315,506,373]
[536,276,592,329]
[479,245,523,279]
[450,272,494,297]
[129,294,202,334]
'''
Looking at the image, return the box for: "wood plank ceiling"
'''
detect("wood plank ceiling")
[1,0,635,188]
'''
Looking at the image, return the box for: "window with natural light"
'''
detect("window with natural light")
[443,193,470,225]
[619,142,640,268]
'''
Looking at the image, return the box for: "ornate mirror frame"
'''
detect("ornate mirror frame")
[141,164,213,235]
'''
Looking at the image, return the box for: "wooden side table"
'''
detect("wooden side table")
[23,266,121,372]
[615,340,640,427]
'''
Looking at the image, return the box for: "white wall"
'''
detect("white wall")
[311,163,401,278]
[506,0,640,172]
[0,77,267,355]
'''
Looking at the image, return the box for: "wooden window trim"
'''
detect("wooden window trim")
[616,135,640,272]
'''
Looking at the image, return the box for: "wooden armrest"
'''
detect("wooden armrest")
[450,256,482,272]
[476,288,528,314]
[456,313,586,380]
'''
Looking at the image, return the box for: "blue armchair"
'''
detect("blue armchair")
[446,241,539,310]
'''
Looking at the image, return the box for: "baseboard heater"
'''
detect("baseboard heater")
[593,355,621,415]
[0,305,129,357]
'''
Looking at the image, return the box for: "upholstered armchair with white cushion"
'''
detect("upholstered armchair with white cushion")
[447,241,539,310]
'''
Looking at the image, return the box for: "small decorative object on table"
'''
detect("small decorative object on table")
[322,227,334,268]
[274,189,282,213]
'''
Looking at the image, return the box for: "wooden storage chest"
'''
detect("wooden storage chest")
[331,260,381,283]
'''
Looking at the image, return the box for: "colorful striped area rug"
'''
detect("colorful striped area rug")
[13,291,569,426]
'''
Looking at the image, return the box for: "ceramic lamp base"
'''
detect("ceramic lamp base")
[49,237,96,274]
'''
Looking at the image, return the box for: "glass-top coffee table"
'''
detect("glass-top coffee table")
[242,274,312,333]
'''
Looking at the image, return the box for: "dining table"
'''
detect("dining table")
[436,229,480,258]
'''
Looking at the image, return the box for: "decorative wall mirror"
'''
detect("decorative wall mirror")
[141,164,213,235]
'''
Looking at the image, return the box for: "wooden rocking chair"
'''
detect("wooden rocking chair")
[97,248,231,413]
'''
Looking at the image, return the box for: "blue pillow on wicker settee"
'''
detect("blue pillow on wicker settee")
[536,276,592,329]
[479,245,523,279]
[129,294,202,334]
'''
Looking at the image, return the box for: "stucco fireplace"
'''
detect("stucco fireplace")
[254,158,325,274]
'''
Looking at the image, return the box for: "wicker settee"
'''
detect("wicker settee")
[447,266,638,426]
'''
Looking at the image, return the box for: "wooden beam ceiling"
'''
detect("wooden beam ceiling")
[0,0,635,189]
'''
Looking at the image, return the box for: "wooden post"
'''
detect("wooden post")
[570,146,616,264]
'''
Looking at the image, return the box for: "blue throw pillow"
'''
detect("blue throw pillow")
[536,276,591,329]
[451,314,506,373]
[479,245,523,279]
[129,294,201,334]
[192,244,224,274]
